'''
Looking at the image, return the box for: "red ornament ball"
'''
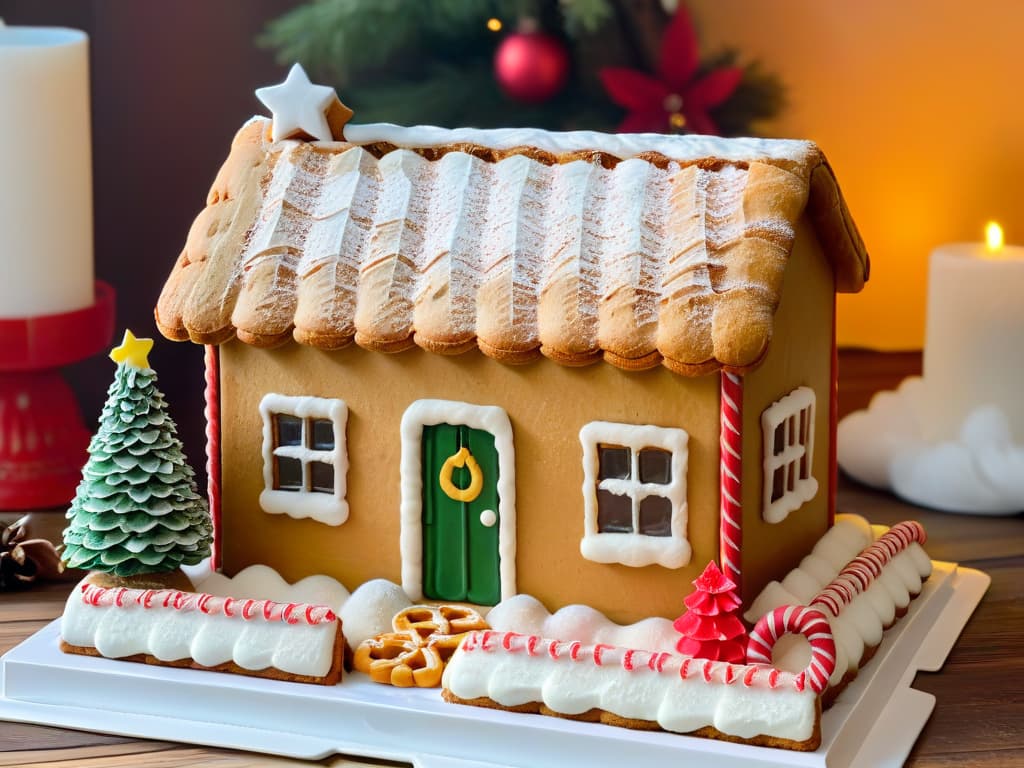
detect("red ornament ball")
[494,31,569,103]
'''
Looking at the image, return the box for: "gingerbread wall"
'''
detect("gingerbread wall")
[215,216,836,622]
[219,335,724,624]
[740,218,835,604]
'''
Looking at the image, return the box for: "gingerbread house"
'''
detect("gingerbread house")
[155,117,868,624]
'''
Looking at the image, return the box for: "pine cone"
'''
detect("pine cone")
[0,517,64,590]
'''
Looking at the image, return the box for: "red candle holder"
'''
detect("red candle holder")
[0,281,116,511]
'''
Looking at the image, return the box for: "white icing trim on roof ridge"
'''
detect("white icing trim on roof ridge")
[345,122,817,164]
[245,116,817,165]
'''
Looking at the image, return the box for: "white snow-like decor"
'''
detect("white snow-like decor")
[838,376,1024,515]
[259,393,349,526]
[442,632,819,745]
[343,122,817,166]
[745,515,932,688]
[61,566,350,679]
[338,579,414,649]
[191,564,350,607]
[579,421,690,568]
[255,63,336,143]
[761,387,818,523]
[486,594,678,653]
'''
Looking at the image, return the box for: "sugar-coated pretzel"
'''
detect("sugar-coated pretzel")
[352,631,445,687]
[437,604,489,635]
[392,605,451,641]
[355,604,490,687]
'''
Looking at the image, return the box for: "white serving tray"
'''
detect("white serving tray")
[0,562,988,768]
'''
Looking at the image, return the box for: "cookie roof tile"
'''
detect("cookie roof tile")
[155,118,868,375]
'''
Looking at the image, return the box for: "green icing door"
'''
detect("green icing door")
[421,423,500,605]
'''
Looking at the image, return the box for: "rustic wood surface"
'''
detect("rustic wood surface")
[1,351,1022,767]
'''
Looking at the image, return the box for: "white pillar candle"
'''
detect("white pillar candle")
[922,228,1024,442]
[0,23,93,318]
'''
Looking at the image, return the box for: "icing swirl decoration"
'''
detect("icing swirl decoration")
[438,446,484,503]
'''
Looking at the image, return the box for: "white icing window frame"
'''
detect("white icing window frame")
[761,386,818,524]
[579,421,690,569]
[399,399,516,602]
[259,394,349,526]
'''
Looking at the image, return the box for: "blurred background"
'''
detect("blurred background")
[1,0,1021,480]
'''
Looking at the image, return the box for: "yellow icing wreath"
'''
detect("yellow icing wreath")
[439,446,483,503]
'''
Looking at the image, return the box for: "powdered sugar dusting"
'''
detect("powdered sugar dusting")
[164,118,826,372]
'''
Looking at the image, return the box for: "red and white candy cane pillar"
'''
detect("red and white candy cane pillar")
[747,605,837,694]
[203,345,222,572]
[720,372,744,589]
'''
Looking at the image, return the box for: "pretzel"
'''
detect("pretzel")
[353,632,445,687]
[354,604,489,687]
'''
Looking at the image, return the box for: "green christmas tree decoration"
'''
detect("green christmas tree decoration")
[62,330,212,577]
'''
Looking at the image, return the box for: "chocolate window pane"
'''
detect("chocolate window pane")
[275,414,303,447]
[639,448,672,484]
[311,419,335,451]
[596,489,633,533]
[275,456,303,491]
[773,423,785,454]
[598,445,631,480]
[310,461,334,494]
[771,466,786,502]
[639,495,672,536]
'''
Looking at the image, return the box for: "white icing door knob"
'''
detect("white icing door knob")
[479,509,497,527]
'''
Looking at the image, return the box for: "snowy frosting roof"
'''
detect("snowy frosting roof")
[156,118,868,375]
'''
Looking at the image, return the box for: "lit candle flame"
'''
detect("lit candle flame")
[985,221,1004,252]
[487,18,503,32]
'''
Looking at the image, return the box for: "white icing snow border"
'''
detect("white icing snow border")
[341,121,817,165]
[442,632,818,744]
[399,399,516,602]
[60,572,346,679]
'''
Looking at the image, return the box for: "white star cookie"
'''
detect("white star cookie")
[256,63,339,143]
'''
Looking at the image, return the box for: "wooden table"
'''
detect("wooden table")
[2,352,1022,767]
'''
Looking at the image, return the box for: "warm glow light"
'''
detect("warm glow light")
[985,221,1004,252]
[487,18,503,32]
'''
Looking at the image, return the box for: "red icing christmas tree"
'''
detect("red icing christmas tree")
[673,561,748,663]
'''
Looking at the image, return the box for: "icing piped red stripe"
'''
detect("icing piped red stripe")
[79,583,337,626]
[455,631,812,692]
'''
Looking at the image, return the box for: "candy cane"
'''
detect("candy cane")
[204,344,222,571]
[811,521,926,616]
[719,372,744,588]
[746,605,836,694]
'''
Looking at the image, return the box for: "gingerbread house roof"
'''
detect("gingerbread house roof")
[155,118,868,375]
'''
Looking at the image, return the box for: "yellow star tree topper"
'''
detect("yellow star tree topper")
[109,330,154,370]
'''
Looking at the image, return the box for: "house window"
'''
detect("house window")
[259,394,349,526]
[579,421,690,569]
[761,386,818,524]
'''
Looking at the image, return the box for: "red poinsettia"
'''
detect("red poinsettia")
[600,8,742,135]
